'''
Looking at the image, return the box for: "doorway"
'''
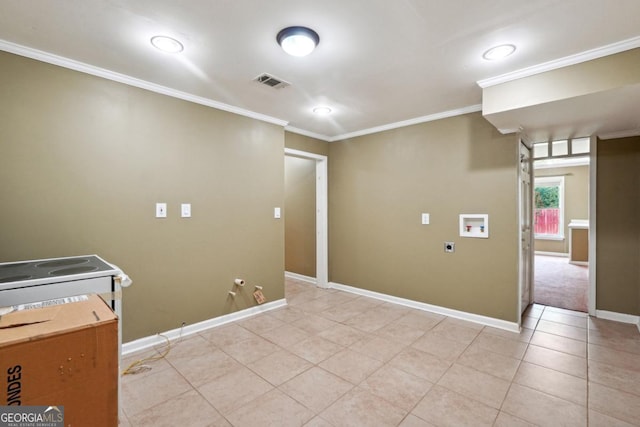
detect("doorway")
[533,254,588,311]
[284,148,328,288]
[529,138,592,313]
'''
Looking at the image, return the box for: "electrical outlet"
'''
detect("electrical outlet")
[155,203,167,218]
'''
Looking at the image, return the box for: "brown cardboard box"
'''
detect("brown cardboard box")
[0,294,118,427]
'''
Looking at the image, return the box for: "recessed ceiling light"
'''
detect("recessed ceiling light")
[313,106,332,115]
[150,36,184,53]
[277,26,320,57]
[482,44,516,61]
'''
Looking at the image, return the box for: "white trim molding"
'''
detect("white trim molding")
[588,135,597,316]
[0,39,484,144]
[284,148,327,161]
[330,105,482,142]
[329,282,520,333]
[568,261,588,266]
[598,128,640,140]
[535,251,568,257]
[0,38,288,128]
[284,148,329,288]
[478,36,640,88]
[288,105,483,142]
[122,299,287,355]
[284,271,317,285]
[596,310,640,334]
[285,126,332,142]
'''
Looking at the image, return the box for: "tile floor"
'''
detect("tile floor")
[119,279,640,426]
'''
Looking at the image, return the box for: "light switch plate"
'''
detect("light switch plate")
[421,213,430,225]
[181,203,191,218]
[156,203,167,218]
[274,207,281,219]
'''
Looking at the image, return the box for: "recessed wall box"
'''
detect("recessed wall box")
[459,214,489,238]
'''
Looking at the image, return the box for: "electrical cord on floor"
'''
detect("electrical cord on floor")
[121,324,185,376]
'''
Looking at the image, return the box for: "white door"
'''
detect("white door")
[519,141,533,314]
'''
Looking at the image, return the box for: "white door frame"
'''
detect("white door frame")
[284,148,329,288]
[517,137,534,323]
[588,135,597,316]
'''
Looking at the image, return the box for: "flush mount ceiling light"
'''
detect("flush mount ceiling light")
[277,26,320,57]
[482,44,516,60]
[150,35,184,53]
[313,106,332,115]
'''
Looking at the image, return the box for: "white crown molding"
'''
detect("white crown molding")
[597,128,640,140]
[2,37,480,142]
[477,35,640,88]
[330,104,483,142]
[329,281,519,332]
[122,298,287,355]
[284,126,332,142]
[0,38,289,127]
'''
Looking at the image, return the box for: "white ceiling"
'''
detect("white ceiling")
[1,0,639,141]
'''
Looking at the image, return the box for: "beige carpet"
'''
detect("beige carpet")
[534,254,588,312]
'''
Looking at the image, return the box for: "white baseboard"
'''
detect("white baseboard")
[285,271,317,285]
[328,282,520,333]
[535,251,569,257]
[122,299,287,355]
[596,309,640,333]
[568,261,589,266]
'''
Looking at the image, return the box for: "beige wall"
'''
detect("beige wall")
[329,113,520,322]
[284,156,316,277]
[534,165,589,253]
[284,131,329,156]
[0,52,285,342]
[483,48,640,115]
[596,136,640,316]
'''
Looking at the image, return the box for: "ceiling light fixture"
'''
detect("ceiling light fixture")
[150,35,184,53]
[482,44,516,61]
[277,26,320,57]
[313,106,332,115]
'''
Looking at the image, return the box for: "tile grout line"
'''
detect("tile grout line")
[125,281,639,426]
[494,306,538,426]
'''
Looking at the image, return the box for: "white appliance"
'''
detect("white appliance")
[0,254,131,353]
[0,254,132,419]
[0,254,130,313]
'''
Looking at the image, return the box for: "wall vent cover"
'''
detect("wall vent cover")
[254,73,290,89]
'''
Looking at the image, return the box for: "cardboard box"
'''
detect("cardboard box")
[0,294,118,427]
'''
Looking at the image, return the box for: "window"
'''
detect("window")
[551,140,568,156]
[534,176,564,240]
[571,137,590,154]
[533,137,589,159]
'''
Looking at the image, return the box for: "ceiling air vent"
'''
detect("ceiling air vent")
[254,73,290,89]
